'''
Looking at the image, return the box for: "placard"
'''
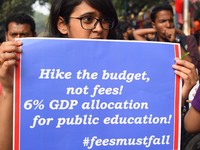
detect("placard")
[14,38,181,150]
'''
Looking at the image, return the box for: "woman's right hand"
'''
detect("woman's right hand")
[0,40,22,93]
[172,57,199,106]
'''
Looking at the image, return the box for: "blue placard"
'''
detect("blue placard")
[14,38,181,150]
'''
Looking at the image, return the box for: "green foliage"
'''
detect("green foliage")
[1,0,34,20]
[112,0,164,17]
[38,0,50,5]
[0,0,49,20]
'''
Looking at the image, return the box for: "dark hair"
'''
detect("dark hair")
[142,22,152,28]
[150,4,174,22]
[48,0,118,39]
[117,21,131,33]
[5,13,36,34]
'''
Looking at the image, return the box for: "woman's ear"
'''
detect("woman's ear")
[57,16,68,34]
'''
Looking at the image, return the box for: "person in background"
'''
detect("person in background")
[0,1,198,150]
[133,4,184,42]
[149,4,185,42]
[116,20,135,40]
[0,13,36,93]
[5,13,36,41]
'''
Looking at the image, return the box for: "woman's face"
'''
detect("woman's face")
[58,1,109,39]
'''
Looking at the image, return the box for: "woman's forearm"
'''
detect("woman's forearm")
[184,87,200,133]
[184,106,200,133]
[0,90,13,150]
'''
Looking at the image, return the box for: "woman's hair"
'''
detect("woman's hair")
[48,0,118,39]
[150,4,174,23]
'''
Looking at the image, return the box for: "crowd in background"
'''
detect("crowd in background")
[115,0,200,52]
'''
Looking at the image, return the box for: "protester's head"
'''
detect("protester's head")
[150,4,174,23]
[48,0,118,39]
[5,13,36,41]
[150,4,174,41]
[116,21,134,40]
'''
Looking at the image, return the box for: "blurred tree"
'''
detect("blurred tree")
[0,0,49,19]
[112,0,166,17]
[112,0,171,28]
[33,11,49,36]
[0,0,4,6]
